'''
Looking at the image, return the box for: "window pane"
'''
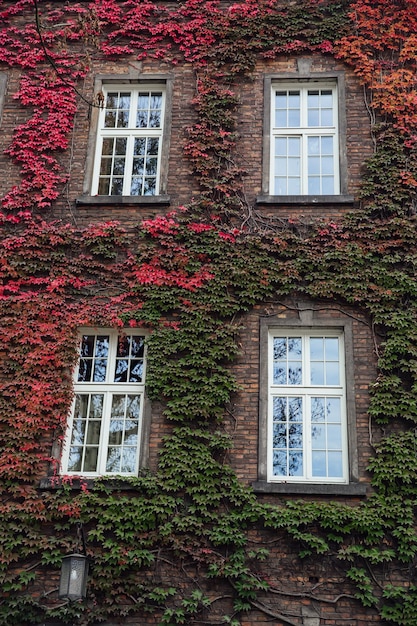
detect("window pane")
[308,177,320,195]
[327,398,341,422]
[328,451,343,477]
[130,178,143,195]
[144,177,156,195]
[101,138,114,156]
[322,176,334,195]
[289,451,303,476]
[312,451,326,476]
[273,450,287,476]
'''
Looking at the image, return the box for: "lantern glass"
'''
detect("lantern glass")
[58,553,89,601]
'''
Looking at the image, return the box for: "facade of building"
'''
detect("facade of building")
[0,1,416,625]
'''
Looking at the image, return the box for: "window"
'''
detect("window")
[91,85,166,196]
[267,329,347,483]
[61,330,147,477]
[270,82,339,196]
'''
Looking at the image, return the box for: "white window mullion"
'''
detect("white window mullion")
[96,390,112,475]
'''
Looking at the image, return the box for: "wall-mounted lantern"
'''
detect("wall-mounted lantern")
[58,523,89,601]
[58,552,89,601]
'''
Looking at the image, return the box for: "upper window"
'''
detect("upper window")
[61,330,147,477]
[267,330,347,483]
[92,85,166,196]
[270,82,339,196]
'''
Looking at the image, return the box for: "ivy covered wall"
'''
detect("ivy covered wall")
[1,1,417,625]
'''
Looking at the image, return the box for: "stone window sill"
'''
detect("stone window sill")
[252,480,367,496]
[256,194,355,206]
[75,195,171,207]
[39,476,143,491]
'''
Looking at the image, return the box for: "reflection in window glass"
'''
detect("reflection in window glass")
[63,331,146,476]
[269,332,346,482]
[95,87,165,196]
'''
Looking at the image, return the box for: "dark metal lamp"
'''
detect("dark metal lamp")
[58,523,89,602]
[58,552,89,601]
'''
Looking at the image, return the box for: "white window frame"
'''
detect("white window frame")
[61,329,147,477]
[91,84,166,197]
[270,81,340,196]
[267,329,348,484]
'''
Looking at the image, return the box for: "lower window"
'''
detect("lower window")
[61,330,146,477]
[267,330,348,483]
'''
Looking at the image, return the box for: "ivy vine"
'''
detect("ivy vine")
[1,1,417,625]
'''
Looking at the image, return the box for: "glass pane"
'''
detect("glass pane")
[273,450,287,476]
[288,158,300,176]
[89,394,104,418]
[134,137,146,155]
[124,420,139,444]
[143,178,156,195]
[275,137,287,156]
[83,447,99,472]
[288,422,302,448]
[132,159,144,175]
[98,178,110,195]
[115,138,127,155]
[80,336,94,357]
[322,177,334,195]
[100,159,112,176]
[275,156,287,175]
[275,109,287,127]
[114,359,128,382]
[322,156,334,175]
[327,424,342,449]
[288,137,300,156]
[113,157,125,175]
[273,396,286,419]
[288,397,302,421]
[131,336,145,357]
[321,136,333,154]
[77,359,92,382]
[118,110,129,128]
[86,420,101,445]
[106,93,117,108]
[108,420,124,446]
[311,423,325,448]
[327,398,341,422]
[288,338,301,358]
[274,338,286,359]
[308,108,319,127]
[111,178,123,195]
[129,360,143,382]
[326,362,339,385]
[310,337,323,360]
[273,422,287,447]
[309,156,320,175]
[308,177,320,195]
[288,451,303,476]
[308,136,319,155]
[312,451,326,476]
[148,137,160,154]
[70,420,85,445]
[328,451,343,477]
[121,448,136,472]
[111,395,125,418]
[101,138,114,156]
[311,397,325,422]
[287,177,301,194]
[104,111,116,128]
[146,157,158,176]
[68,448,82,472]
[288,363,302,384]
[311,362,324,385]
[273,364,285,384]
[106,448,121,472]
[93,359,107,382]
[130,178,143,195]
